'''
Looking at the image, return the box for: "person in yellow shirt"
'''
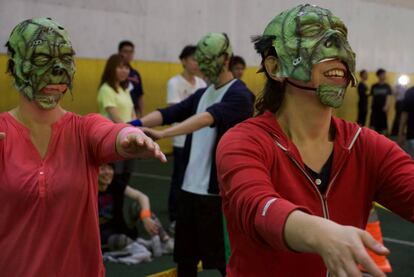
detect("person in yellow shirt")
[98,54,135,123]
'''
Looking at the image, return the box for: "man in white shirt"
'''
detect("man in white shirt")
[166,45,206,229]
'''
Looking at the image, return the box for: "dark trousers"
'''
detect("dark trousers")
[357,102,368,126]
[391,100,404,136]
[169,147,186,222]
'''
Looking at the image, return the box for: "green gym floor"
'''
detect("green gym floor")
[104,156,414,277]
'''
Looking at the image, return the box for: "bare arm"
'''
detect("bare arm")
[284,211,388,277]
[398,111,408,146]
[124,185,151,210]
[143,112,214,140]
[383,94,392,112]
[124,185,159,235]
[140,110,164,127]
[106,107,124,123]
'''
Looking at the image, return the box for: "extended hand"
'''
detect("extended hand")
[120,132,167,163]
[141,127,165,141]
[143,217,160,236]
[314,222,389,277]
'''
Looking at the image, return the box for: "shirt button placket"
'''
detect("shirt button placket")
[38,166,46,198]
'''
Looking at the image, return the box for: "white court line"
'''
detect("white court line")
[383,237,414,247]
[131,172,171,181]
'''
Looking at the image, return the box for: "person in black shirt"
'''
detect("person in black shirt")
[370,68,392,135]
[119,41,145,117]
[357,70,369,126]
[398,86,414,158]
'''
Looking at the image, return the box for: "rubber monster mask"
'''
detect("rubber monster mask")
[256,4,357,108]
[6,17,75,110]
[195,33,233,86]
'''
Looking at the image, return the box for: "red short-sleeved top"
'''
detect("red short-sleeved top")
[0,112,126,277]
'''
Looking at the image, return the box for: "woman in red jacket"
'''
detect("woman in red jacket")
[216,4,414,277]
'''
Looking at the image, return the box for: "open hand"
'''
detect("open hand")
[120,132,167,163]
[141,127,165,141]
[143,217,160,236]
[315,222,389,277]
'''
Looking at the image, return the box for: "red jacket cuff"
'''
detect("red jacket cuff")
[254,197,310,251]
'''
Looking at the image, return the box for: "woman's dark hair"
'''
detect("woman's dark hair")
[179,45,197,60]
[252,35,286,115]
[100,54,129,92]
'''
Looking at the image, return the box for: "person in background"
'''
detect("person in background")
[230,55,246,79]
[97,54,136,184]
[119,40,145,117]
[391,82,408,136]
[98,163,174,256]
[166,45,206,230]
[357,69,369,126]
[0,18,165,277]
[398,85,414,158]
[138,33,255,276]
[370,68,392,135]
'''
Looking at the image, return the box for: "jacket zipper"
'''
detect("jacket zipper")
[286,153,330,218]
[273,127,361,219]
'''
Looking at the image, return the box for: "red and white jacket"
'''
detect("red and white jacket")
[216,111,414,277]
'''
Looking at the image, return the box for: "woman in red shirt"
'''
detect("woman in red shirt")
[217,4,414,277]
[0,18,165,277]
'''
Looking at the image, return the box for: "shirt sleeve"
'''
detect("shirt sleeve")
[98,85,117,109]
[207,88,254,128]
[159,89,204,125]
[82,114,129,165]
[216,129,311,251]
[167,78,181,104]
[369,131,414,222]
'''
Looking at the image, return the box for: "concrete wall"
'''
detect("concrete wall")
[1,0,414,73]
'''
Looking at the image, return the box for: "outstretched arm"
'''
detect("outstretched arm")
[284,211,388,277]
[142,112,214,140]
[116,127,167,163]
[139,110,164,127]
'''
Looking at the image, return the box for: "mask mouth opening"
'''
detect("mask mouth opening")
[316,58,355,87]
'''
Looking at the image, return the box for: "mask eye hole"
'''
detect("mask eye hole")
[60,54,73,64]
[32,54,51,66]
[334,26,348,37]
[300,23,323,37]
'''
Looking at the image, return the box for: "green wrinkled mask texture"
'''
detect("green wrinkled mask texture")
[262,4,356,107]
[195,32,233,85]
[6,17,75,109]
[316,85,346,108]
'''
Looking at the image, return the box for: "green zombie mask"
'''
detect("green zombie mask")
[258,4,356,108]
[6,17,75,109]
[195,33,233,85]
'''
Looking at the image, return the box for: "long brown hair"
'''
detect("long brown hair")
[100,54,129,92]
[253,35,286,115]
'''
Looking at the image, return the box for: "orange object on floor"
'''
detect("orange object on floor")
[361,221,392,273]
